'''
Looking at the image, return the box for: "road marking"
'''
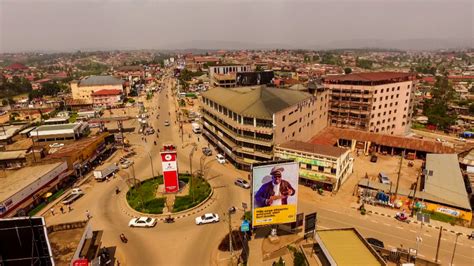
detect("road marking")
[396,226,403,229]
[418,254,426,258]
[423,233,432,238]
[319,225,329,229]
[441,238,447,241]
[383,223,391,226]
[370,220,378,224]
[409,230,417,233]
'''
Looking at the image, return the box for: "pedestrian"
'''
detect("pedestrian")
[86,210,91,220]
[197,137,200,142]
[60,206,64,214]
[68,204,72,212]
[50,208,55,216]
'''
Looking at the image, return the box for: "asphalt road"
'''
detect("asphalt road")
[45,74,474,266]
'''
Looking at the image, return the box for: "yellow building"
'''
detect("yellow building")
[71,75,124,103]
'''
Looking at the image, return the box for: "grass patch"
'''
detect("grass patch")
[173,177,211,212]
[127,178,165,214]
[69,113,78,123]
[411,122,426,130]
[421,210,459,224]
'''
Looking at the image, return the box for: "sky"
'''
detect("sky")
[0,0,472,52]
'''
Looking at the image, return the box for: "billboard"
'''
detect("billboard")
[236,71,274,86]
[161,147,179,193]
[252,161,299,227]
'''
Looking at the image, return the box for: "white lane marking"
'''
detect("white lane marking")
[396,226,403,229]
[383,223,391,226]
[371,220,379,223]
[409,230,417,233]
[423,233,432,238]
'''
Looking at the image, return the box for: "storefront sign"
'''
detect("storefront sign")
[436,207,460,217]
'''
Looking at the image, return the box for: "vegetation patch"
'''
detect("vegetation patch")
[173,176,211,212]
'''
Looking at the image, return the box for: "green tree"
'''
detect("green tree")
[344,67,352,74]
[356,58,373,69]
[423,76,456,129]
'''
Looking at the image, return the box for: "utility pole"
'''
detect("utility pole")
[410,173,421,217]
[229,208,233,257]
[189,144,196,202]
[394,150,404,200]
[450,233,462,265]
[148,152,155,178]
[435,226,443,263]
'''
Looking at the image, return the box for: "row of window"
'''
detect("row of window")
[373,85,411,95]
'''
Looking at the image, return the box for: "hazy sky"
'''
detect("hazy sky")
[0,0,472,52]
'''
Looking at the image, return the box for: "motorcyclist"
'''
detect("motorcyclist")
[154,141,157,145]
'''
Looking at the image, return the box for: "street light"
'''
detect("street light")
[189,144,197,202]
[450,233,462,265]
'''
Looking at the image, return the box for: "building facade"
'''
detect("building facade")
[275,140,353,192]
[200,86,328,170]
[71,75,124,103]
[209,65,252,88]
[324,72,416,135]
[91,89,123,107]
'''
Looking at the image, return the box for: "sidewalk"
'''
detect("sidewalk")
[352,202,473,237]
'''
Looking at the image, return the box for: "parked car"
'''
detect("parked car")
[49,143,64,148]
[120,159,134,169]
[202,147,212,156]
[366,238,385,248]
[370,155,378,163]
[195,213,219,225]
[234,178,250,189]
[128,217,157,228]
[62,188,84,205]
[378,172,391,184]
[216,154,225,164]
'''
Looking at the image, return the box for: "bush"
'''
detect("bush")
[126,178,164,214]
[142,198,166,214]
[173,177,211,212]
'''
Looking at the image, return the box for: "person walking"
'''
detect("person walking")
[50,208,55,216]
[85,210,91,220]
[60,206,64,214]
[67,204,72,212]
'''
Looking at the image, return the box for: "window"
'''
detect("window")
[385,96,388,100]
[379,105,382,109]
[405,100,408,104]
[382,119,385,123]
[384,104,387,108]
[396,94,399,98]
[381,89,384,93]
[397,86,400,90]
[299,128,301,132]
[331,168,337,174]
[375,90,378,94]
[390,103,393,107]
[406,92,409,96]
[379,97,382,101]
[377,113,381,117]
[292,132,295,137]
[318,166,324,172]
[374,98,376,102]
[372,106,376,110]
[388,118,391,122]
[391,95,394,99]
[389,110,392,114]
[383,111,386,115]
[408,85,411,89]
[392,87,395,91]
[371,114,374,118]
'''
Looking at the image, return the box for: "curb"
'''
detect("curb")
[121,185,215,221]
[358,208,471,237]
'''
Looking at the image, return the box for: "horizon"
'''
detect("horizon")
[0,0,472,53]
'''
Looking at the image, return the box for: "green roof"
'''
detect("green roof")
[201,86,312,119]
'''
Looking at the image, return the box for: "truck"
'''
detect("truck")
[62,188,84,205]
[192,122,201,134]
[93,164,119,181]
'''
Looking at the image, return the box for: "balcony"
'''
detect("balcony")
[203,113,273,147]
[236,147,273,159]
[201,105,273,135]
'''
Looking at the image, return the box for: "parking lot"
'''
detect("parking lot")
[334,152,423,202]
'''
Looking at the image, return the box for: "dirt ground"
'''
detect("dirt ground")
[334,152,423,203]
[49,228,84,266]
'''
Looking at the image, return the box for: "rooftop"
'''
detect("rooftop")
[311,127,454,154]
[278,140,348,158]
[323,72,415,85]
[30,123,82,137]
[424,154,471,210]
[0,162,64,202]
[201,86,312,119]
[316,228,385,266]
[0,150,27,161]
[0,124,26,141]
[78,75,124,87]
[91,89,122,96]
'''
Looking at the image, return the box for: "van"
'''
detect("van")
[378,173,390,184]
[192,122,201,134]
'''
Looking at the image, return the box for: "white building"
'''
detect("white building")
[275,140,353,192]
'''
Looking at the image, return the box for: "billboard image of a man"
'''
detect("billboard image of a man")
[255,166,295,207]
[252,161,299,227]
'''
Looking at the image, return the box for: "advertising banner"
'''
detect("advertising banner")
[252,161,299,227]
[160,151,179,193]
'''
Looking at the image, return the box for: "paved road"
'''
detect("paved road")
[45,74,474,265]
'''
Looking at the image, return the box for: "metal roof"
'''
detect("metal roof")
[277,140,349,158]
[201,86,312,119]
[78,75,123,87]
[424,154,471,210]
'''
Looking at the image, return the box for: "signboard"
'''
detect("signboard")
[160,147,179,193]
[241,220,250,232]
[305,212,317,234]
[252,161,299,227]
[73,259,89,266]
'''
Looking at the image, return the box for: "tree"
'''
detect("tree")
[344,67,352,74]
[356,58,373,69]
[423,76,456,129]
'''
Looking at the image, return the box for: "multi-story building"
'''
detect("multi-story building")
[71,75,124,103]
[274,140,353,192]
[200,86,328,170]
[91,89,123,107]
[324,72,416,135]
[209,65,252,88]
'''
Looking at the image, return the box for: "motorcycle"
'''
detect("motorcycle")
[115,188,120,194]
[395,212,409,223]
[164,216,175,223]
[120,233,128,243]
[154,141,157,146]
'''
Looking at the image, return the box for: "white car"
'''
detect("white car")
[164,120,170,126]
[49,143,64,148]
[234,178,250,189]
[128,217,157,228]
[195,213,219,225]
[216,154,226,164]
[120,159,134,169]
